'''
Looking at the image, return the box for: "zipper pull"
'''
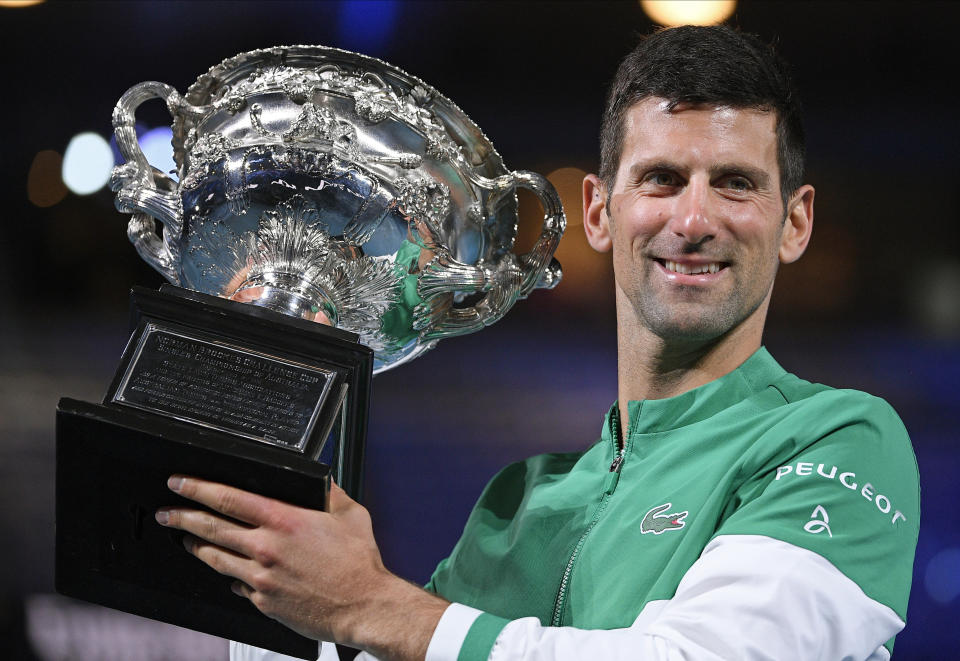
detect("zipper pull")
[604,451,624,494]
[609,453,624,473]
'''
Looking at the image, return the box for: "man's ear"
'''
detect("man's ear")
[780,184,814,264]
[583,174,612,253]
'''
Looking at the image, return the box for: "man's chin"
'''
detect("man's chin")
[641,308,738,344]
[652,322,729,344]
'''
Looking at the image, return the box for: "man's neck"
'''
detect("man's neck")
[614,297,769,440]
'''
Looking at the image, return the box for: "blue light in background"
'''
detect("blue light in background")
[925,547,960,605]
[337,0,398,54]
[109,125,177,183]
[139,126,177,180]
[61,132,113,195]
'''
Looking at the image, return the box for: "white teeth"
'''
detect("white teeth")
[664,260,723,275]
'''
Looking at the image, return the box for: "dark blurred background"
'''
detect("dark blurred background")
[1,1,958,658]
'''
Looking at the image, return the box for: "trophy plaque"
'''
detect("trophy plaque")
[57,284,372,658]
[56,44,565,659]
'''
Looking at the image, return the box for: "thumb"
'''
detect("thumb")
[327,480,373,532]
[327,480,354,513]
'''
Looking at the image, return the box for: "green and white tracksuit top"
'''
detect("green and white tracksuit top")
[233,347,920,661]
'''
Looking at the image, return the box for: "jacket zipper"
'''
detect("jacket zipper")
[551,411,626,626]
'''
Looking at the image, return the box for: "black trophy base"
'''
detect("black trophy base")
[56,397,328,660]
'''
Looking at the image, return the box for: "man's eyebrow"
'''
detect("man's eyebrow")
[709,163,771,188]
[626,160,686,179]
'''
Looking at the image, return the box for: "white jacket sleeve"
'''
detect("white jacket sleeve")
[230,640,382,661]
[425,535,903,661]
[232,534,903,661]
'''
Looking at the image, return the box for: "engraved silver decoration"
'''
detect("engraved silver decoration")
[111,46,565,373]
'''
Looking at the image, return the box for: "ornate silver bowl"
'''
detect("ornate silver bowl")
[111,46,565,373]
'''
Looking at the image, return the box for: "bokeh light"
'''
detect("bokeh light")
[640,0,736,26]
[911,260,960,339]
[545,166,615,307]
[337,0,398,53]
[925,548,960,605]
[61,132,113,195]
[138,126,177,180]
[547,167,586,230]
[0,0,46,7]
[27,150,68,207]
[773,224,858,316]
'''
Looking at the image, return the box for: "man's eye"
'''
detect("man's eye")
[723,176,751,191]
[648,172,677,186]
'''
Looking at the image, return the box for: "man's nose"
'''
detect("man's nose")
[669,180,716,245]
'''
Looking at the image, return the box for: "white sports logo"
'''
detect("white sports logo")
[804,505,833,537]
[775,462,906,526]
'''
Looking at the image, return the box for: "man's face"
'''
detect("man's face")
[591,98,808,343]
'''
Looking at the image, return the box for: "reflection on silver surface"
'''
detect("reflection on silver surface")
[111,45,565,372]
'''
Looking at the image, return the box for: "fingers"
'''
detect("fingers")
[167,475,277,526]
[155,506,251,555]
[231,580,254,599]
[182,533,259,583]
[156,507,262,589]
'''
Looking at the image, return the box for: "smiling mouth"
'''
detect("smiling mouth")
[657,259,729,275]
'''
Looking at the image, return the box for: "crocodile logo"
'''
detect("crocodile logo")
[641,503,688,535]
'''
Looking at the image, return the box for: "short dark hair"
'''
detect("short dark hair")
[600,25,805,205]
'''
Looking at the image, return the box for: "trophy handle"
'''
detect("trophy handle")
[418,170,566,340]
[110,81,195,283]
[512,170,566,295]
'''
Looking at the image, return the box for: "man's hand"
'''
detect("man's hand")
[155,476,449,660]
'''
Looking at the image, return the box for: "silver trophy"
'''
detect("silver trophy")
[110,45,565,373]
[56,46,565,658]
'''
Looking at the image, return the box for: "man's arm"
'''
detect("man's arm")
[227,533,902,661]
[156,476,448,661]
[419,535,901,661]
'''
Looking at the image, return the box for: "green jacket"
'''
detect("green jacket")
[426,348,919,660]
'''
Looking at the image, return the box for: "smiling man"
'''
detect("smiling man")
[583,96,812,403]
[157,25,919,661]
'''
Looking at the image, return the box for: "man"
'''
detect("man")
[155,25,919,660]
